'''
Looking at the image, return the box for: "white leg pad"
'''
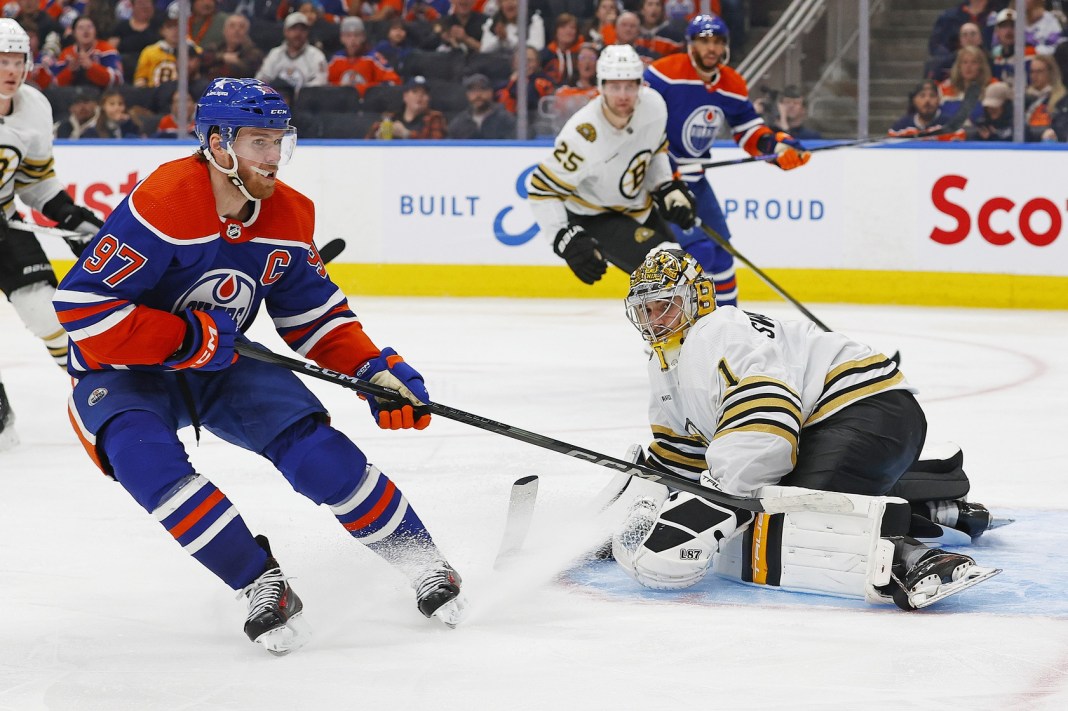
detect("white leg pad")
[712,486,904,604]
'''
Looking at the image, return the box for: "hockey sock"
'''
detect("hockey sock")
[9,283,68,366]
[263,417,439,571]
[102,411,267,589]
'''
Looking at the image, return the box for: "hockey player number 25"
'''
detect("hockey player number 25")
[82,234,148,288]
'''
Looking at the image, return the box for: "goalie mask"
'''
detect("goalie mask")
[625,249,716,370]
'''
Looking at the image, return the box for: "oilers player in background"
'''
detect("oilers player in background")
[612,249,1007,610]
[52,77,466,655]
[645,15,812,305]
[0,18,103,451]
[526,44,706,287]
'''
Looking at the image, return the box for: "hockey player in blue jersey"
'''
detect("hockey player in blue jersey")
[52,77,466,654]
[644,15,812,305]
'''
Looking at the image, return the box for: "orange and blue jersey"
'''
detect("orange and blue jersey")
[53,41,124,89]
[644,54,773,168]
[54,155,380,378]
[327,51,401,96]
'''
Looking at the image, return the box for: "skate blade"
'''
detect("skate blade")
[910,566,1001,609]
[0,427,19,452]
[431,593,468,629]
[988,516,1014,531]
[255,613,313,656]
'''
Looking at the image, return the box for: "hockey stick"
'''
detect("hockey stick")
[233,343,853,515]
[494,475,539,568]
[677,85,980,175]
[317,238,346,264]
[699,222,902,365]
[6,221,83,241]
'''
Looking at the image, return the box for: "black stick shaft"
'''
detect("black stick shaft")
[234,343,852,514]
[699,223,834,333]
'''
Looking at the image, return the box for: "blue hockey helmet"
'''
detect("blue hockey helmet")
[686,14,730,42]
[195,78,294,154]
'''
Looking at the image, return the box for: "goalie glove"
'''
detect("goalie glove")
[355,347,431,430]
[553,224,607,285]
[652,180,697,229]
[41,191,104,257]
[758,131,811,171]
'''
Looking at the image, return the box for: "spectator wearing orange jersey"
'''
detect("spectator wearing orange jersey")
[53,16,124,88]
[546,43,600,130]
[637,0,684,58]
[496,44,555,115]
[366,75,447,138]
[588,0,618,49]
[541,12,583,84]
[328,16,400,97]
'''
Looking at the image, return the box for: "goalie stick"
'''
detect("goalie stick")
[677,84,981,175]
[234,343,853,515]
[494,475,539,568]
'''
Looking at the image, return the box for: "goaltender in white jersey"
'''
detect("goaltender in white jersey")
[526,44,703,286]
[609,249,1006,611]
[0,18,103,450]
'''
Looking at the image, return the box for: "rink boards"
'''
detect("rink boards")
[38,140,1068,309]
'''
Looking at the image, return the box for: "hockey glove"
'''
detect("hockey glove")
[355,347,431,430]
[553,224,607,285]
[766,131,811,171]
[41,191,104,257]
[652,180,697,229]
[164,309,238,371]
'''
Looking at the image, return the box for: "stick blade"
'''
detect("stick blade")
[494,475,539,569]
[317,238,346,264]
[761,491,855,515]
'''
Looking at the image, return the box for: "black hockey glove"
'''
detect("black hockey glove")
[41,191,104,257]
[652,180,697,229]
[553,224,607,285]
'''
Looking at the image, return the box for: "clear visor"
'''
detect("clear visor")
[600,80,641,96]
[625,289,689,344]
[224,127,298,166]
[0,55,26,72]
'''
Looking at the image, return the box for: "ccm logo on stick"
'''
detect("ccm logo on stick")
[931,174,1061,247]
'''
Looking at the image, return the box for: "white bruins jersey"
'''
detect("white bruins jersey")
[0,84,66,219]
[645,307,915,497]
[526,86,674,238]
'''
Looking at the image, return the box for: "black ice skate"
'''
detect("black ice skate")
[925,499,1014,539]
[240,535,312,655]
[413,561,466,628]
[0,382,18,452]
[881,536,1000,611]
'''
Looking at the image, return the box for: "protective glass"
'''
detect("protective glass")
[226,127,298,166]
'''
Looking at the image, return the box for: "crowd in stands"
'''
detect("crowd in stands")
[19,0,752,140]
[897,0,1068,141]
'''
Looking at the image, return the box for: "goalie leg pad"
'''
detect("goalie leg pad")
[613,490,749,590]
[713,486,910,603]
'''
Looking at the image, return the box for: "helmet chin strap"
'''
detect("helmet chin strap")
[203,144,258,203]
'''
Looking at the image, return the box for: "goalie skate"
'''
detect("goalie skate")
[240,536,311,655]
[884,539,1001,610]
[414,562,467,628]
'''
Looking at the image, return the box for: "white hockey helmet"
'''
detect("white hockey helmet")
[597,44,644,88]
[0,18,32,97]
[625,249,716,370]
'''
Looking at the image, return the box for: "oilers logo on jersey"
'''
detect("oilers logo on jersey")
[681,105,726,156]
[175,270,257,327]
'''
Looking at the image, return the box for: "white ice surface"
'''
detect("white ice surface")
[1,296,1067,710]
